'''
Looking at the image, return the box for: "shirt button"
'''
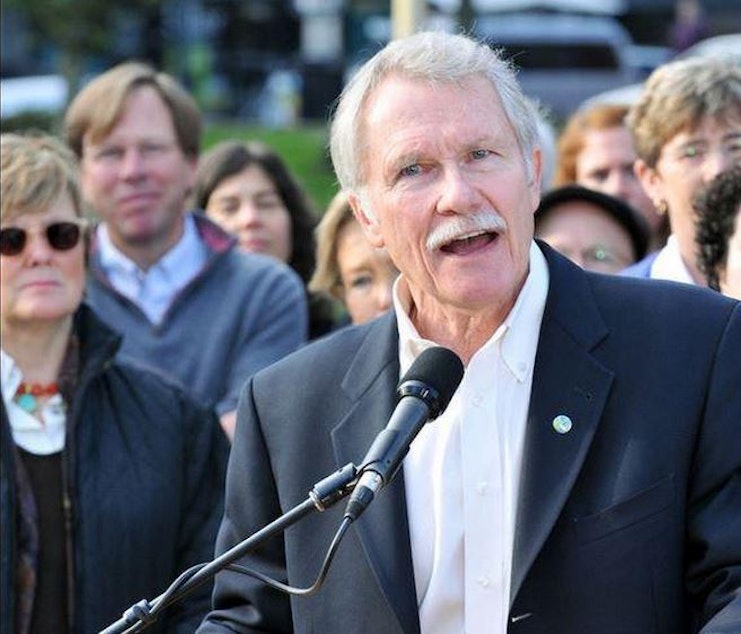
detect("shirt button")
[478,575,491,588]
[472,395,483,407]
[476,481,489,495]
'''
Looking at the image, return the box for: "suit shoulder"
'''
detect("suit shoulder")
[222,248,302,286]
[589,273,739,334]
[255,321,375,384]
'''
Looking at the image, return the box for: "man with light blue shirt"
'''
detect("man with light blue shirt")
[64,61,308,439]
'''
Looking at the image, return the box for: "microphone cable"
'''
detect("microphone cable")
[118,516,353,634]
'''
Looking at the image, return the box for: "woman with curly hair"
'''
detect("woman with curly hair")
[694,166,741,299]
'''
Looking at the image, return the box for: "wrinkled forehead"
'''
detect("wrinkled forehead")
[356,75,516,174]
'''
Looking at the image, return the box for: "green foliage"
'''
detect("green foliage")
[4,0,161,91]
[203,122,339,213]
[0,112,61,135]
[5,0,158,56]
[3,2,338,212]
[0,110,338,215]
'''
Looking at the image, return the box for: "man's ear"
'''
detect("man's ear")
[348,191,385,248]
[184,156,199,202]
[529,147,543,213]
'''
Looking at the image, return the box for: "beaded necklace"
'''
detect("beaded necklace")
[14,382,60,415]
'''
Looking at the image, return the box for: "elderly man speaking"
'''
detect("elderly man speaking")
[199,31,741,633]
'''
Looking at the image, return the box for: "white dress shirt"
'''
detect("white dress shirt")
[1,349,66,455]
[97,213,208,324]
[649,234,696,285]
[396,241,549,634]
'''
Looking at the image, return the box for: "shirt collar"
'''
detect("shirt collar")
[394,241,550,381]
[499,242,549,382]
[650,234,696,285]
[97,212,204,280]
[1,347,22,408]
[1,348,67,454]
[97,222,138,276]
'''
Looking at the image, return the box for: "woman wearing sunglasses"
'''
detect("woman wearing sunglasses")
[0,133,228,634]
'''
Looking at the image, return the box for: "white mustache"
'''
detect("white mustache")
[426,210,507,252]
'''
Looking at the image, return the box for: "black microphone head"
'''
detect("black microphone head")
[398,346,464,418]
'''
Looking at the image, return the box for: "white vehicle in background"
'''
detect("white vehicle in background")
[0,74,68,119]
[473,11,640,119]
[579,32,741,110]
[676,33,741,64]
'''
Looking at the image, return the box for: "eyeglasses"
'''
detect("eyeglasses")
[0,221,86,257]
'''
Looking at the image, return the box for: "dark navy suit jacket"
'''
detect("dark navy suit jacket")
[200,245,741,633]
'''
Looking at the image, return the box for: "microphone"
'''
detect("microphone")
[344,346,464,522]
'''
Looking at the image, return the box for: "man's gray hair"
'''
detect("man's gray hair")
[329,31,540,194]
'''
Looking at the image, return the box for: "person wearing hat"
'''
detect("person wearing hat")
[535,184,650,274]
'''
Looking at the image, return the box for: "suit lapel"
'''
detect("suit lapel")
[326,248,616,625]
[331,314,421,634]
[511,246,615,605]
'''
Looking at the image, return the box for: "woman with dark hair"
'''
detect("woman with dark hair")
[193,140,335,338]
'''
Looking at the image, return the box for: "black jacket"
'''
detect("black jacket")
[1,304,228,634]
[200,246,741,633]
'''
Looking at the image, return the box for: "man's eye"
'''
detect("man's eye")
[586,247,617,264]
[97,147,123,160]
[400,164,422,178]
[141,143,166,155]
[620,166,638,180]
[588,170,610,183]
[471,149,491,160]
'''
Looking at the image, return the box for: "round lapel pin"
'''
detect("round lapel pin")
[552,414,573,434]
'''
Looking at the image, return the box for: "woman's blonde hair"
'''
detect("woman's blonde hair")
[309,191,356,299]
[627,57,741,168]
[1,132,83,223]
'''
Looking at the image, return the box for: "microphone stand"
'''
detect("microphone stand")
[99,462,359,634]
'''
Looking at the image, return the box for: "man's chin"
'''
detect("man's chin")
[118,221,172,247]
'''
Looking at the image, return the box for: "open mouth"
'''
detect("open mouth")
[439,230,499,255]
[427,211,507,254]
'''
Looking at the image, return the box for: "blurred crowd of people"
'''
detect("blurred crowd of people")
[1,25,739,634]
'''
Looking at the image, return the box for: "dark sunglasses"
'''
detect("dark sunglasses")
[0,221,86,257]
